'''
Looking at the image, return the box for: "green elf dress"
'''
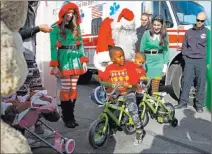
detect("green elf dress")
[49,24,88,77]
[206,29,211,112]
[140,30,169,78]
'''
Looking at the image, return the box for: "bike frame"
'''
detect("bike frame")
[98,99,134,134]
[139,93,173,122]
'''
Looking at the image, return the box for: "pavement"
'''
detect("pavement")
[32,78,212,154]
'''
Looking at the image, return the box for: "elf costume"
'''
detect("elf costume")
[140,30,169,78]
[49,2,89,128]
[206,29,211,112]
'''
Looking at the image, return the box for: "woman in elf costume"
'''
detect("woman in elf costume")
[139,15,169,93]
[140,15,169,78]
[49,2,89,128]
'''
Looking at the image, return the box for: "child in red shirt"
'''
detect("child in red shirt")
[99,46,145,145]
[133,52,147,92]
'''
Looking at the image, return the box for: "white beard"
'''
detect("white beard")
[111,18,137,61]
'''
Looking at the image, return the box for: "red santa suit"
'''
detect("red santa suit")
[94,8,137,72]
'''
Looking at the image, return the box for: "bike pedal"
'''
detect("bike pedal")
[98,105,105,108]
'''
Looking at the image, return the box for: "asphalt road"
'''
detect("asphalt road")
[32,78,211,154]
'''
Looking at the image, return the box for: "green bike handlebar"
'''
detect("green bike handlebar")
[100,81,132,89]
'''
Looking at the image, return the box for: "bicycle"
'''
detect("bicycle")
[88,81,148,149]
[138,77,178,127]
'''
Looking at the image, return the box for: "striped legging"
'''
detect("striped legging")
[60,75,79,101]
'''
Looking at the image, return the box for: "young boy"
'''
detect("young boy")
[134,52,147,79]
[99,46,146,145]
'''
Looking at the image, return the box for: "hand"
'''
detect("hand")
[39,24,53,33]
[162,72,166,76]
[96,75,100,81]
[83,62,87,73]
[72,15,77,27]
[140,76,146,80]
[122,82,129,88]
[53,67,61,78]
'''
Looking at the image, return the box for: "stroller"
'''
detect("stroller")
[1,90,75,154]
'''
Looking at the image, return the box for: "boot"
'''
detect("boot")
[61,101,75,128]
[72,99,79,126]
[60,101,69,123]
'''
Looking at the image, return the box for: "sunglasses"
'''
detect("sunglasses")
[196,19,205,23]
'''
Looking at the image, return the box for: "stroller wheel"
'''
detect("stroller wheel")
[65,139,75,154]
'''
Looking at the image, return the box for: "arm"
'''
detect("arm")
[140,30,147,52]
[126,62,141,85]
[77,25,89,64]
[49,26,59,67]
[19,26,40,40]
[135,28,140,52]
[98,66,110,81]
[162,33,169,73]
[182,31,188,56]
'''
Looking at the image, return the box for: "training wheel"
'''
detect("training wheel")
[171,118,178,127]
[65,139,75,154]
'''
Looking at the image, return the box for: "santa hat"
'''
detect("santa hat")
[117,8,134,22]
[56,2,81,25]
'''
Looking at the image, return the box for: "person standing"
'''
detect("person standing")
[135,13,150,52]
[139,15,169,78]
[18,1,53,136]
[175,12,209,113]
[18,1,52,96]
[49,2,89,128]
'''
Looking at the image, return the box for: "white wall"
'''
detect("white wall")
[35,1,61,97]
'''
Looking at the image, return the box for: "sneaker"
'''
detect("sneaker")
[134,130,146,145]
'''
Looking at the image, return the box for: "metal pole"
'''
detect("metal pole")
[24,127,63,154]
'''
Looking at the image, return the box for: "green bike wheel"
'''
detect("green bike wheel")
[88,119,109,149]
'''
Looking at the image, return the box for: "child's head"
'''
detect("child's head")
[109,46,125,66]
[134,52,146,66]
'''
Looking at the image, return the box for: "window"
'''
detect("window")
[171,1,210,26]
[160,2,173,28]
[153,1,173,28]
[91,18,102,35]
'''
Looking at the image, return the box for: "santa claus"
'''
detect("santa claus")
[94,8,137,72]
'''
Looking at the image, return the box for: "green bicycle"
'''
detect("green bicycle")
[88,78,178,148]
[88,81,149,149]
[138,77,178,127]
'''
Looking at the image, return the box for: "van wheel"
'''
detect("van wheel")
[78,71,92,84]
[170,64,182,99]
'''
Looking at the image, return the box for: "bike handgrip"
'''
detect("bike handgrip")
[100,81,116,88]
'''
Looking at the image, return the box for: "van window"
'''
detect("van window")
[171,1,210,26]
[153,1,173,28]
[91,18,102,35]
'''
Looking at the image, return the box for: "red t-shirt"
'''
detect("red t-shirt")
[99,61,146,92]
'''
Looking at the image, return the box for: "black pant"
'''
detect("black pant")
[180,56,206,108]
